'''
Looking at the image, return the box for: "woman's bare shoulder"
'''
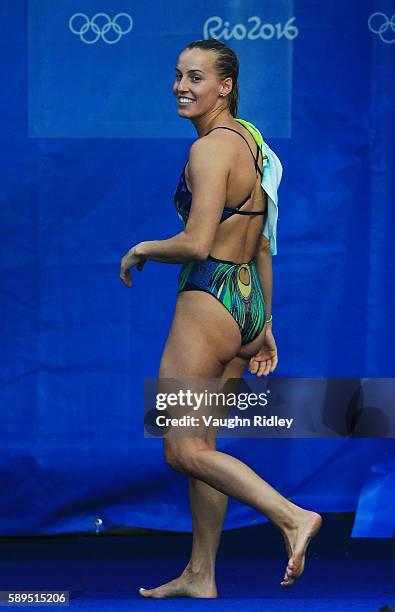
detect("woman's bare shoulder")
[187,134,233,178]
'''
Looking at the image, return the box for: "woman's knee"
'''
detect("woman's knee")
[163,440,183,472]
[164,437,208,474]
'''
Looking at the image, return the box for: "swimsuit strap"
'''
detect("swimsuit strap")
[203,126,265,216]
[222,190,264,215]
[203,126,263,179]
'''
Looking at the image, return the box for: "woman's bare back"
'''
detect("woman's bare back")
[184,122,267,263]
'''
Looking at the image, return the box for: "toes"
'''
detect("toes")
[287,564,294,576]
[281,559,298,587]
[282,570,292,584]
[281,570,295,586]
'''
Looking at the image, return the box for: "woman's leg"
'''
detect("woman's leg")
[183,356,247,587]
[139,295,245,598]
[140,292,321,598]
[140,355,246,598]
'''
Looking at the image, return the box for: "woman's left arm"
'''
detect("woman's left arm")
[132,230,207,264]
[120,137,231,286]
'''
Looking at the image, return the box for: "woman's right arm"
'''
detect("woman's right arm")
[256,234,272,327]
[249,234,278,376]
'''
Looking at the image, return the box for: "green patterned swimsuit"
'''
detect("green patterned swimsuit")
[173,124,267,345]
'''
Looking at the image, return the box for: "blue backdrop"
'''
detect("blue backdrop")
[0,0,394,536]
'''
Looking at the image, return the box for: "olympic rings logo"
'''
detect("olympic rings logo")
[368,12,395,44]
[69,12,133,44]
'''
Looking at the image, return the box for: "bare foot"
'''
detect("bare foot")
[138,567,218,599]
[280,509,322,587]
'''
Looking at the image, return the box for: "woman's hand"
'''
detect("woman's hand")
[120,245,147,288]
[249,326,278,377]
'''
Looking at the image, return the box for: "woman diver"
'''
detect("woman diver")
[120,38,321,598]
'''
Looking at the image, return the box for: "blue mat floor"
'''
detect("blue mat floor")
[0,513,393,610]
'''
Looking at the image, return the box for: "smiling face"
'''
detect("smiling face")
[173,48,232,117]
